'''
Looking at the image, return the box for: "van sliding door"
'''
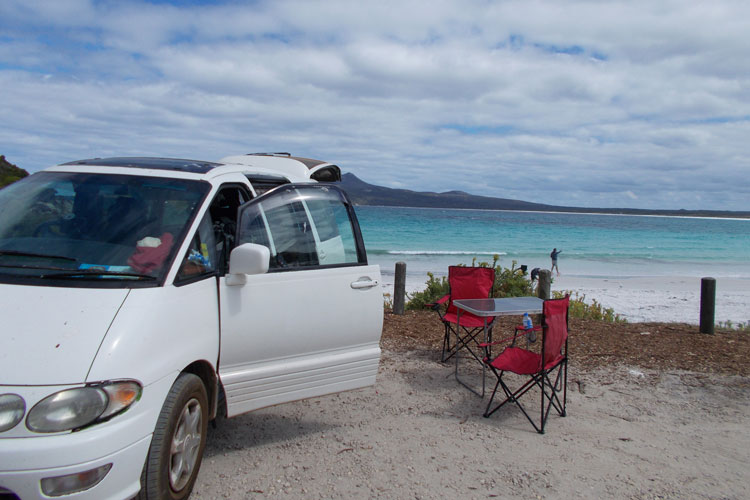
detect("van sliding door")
[217,184,383,416]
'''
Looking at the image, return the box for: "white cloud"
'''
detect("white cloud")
[0,0,749,210]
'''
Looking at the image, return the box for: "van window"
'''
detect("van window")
[305,198,357,265]
[208,187,250,274]
[236,185,364,271]
[0,172,209,286]
[246,174,289,196]
[176,186,250,282]
[176,212,217,281]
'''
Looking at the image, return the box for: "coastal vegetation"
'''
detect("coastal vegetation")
[552,291,626,323]
[717,320,750,331]
[0,155,29,188]
[402,255,626,324]
[404,255,532,310]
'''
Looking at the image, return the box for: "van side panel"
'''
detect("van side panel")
[219,265,383,416]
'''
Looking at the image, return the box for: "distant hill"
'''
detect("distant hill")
[340,172,551,211]
[0,155,29,188]
[341,173,750,218]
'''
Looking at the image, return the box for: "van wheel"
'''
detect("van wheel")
[138,373,208,500]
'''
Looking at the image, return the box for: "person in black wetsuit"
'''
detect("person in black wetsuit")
[550,248,562,276]
[530,267,540,282]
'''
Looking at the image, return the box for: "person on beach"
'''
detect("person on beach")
[550,248,562,276]
[530,267,540,283]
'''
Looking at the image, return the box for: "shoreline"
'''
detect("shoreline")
[379,273,750,325]
[356,203,750,220]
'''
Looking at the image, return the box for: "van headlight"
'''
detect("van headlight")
[26,381,142,433]
[0,394,26,432]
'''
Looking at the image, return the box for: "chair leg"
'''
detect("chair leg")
[544,362,567,417]
[484,372,542,434]
[483,377,504,417]
[441,323,457,362]
[442,324,485,363]
[540,372,545,434]
[539,363,568,432]
[441,323,451,362]
[562,359,568,417]
[485,365,568,434]
[454,328,484,363]
[516,379,544,434]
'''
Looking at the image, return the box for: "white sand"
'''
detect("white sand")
[194,350,750,499]
[381,274,750,325]
[552,275,750,324]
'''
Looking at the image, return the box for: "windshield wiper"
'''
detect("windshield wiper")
[0,250,77,262]
[39,270,157,280]
[0,263,71,271]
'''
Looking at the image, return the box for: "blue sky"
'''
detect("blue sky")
[1,0,749,210]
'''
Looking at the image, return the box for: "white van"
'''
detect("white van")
[0,154,383,500]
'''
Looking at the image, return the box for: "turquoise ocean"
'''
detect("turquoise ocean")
[356,206,750,289]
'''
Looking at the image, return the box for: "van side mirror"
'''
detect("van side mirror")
[226,243,270,286]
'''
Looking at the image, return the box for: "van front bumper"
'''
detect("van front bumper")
[0,374,175,500]
[0,434,150,500]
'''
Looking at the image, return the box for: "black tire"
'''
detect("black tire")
[137,373,208,500]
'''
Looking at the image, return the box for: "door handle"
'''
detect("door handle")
[351,277,379,290]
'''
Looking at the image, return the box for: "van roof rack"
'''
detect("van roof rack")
[222,153,342,182]
[61,157,220,174]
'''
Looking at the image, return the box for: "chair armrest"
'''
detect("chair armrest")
[435,294,450,304]
[425,294,450,311]
[512,324,542,346]
[480,325,541,348]
[514,325,542,333]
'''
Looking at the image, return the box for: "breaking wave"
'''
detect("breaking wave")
[369,249,507,256]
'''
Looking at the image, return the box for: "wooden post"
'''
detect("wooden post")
[700,277,716,334]
[537,269,551,301]
[393,261,406,315]
[535,269,551,327]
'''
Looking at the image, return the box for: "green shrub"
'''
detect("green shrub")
[405,255,534,310]
[404,272,450,310]
[383,292,393,309]
[488,258,534,298]
[0,155,29,188]
[717,320,750,331]
[553,291,626,323]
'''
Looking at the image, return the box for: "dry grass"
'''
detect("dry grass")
[382,310,750,376]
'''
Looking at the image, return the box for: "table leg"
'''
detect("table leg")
[482,317,488,396]
[454,311,487,398]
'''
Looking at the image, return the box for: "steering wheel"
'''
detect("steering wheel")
[33,218,84,239]
[33,220,64,237]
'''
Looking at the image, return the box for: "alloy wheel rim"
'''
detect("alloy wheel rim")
[169,397,203,491]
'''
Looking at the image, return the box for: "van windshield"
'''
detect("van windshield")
[0,172,209,287]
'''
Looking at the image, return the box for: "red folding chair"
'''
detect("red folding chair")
[428,266,496,362]
[480,295,569,433]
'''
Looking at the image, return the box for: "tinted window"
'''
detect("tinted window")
[0,172,209,286]
[176,211,217,281]
[176,186,250,282]
[237,185,363,271]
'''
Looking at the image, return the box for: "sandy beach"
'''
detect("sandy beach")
[194,350,749,499]
[192,313,750,499]
[551,275,750,324]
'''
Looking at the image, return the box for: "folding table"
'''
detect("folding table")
[453,296,544,396]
